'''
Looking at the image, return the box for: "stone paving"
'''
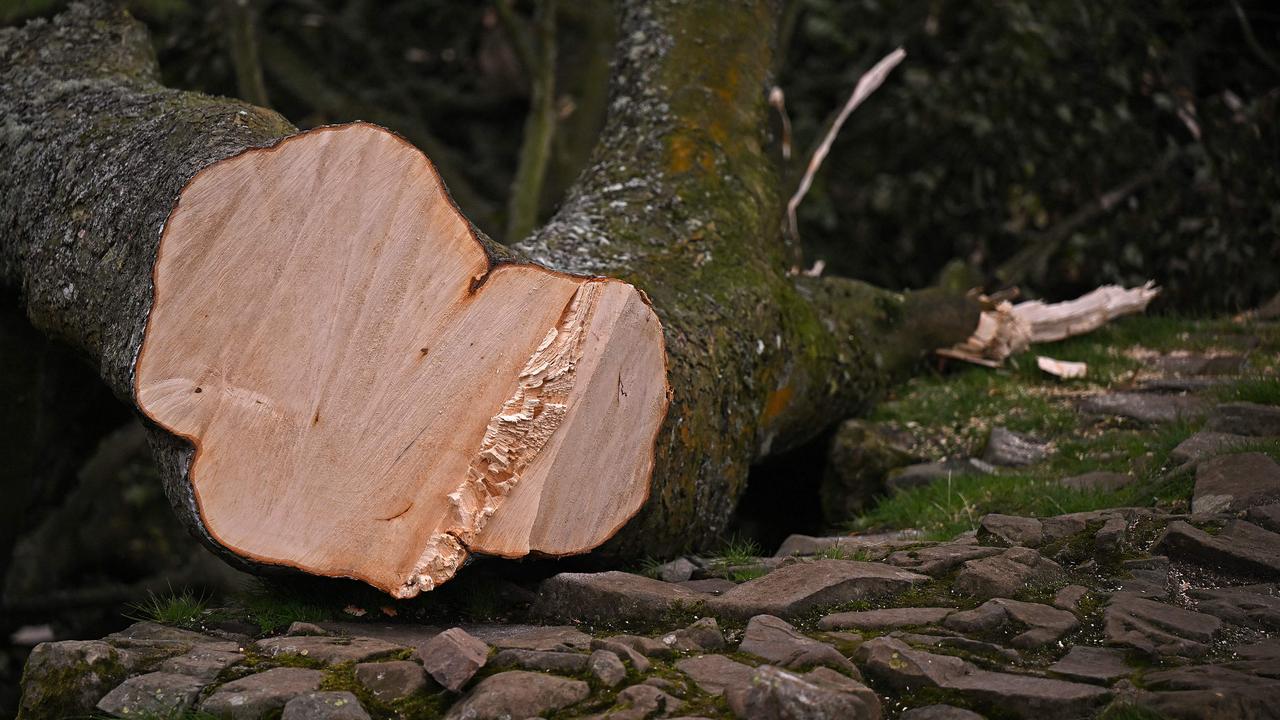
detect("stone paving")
[16,386,1280,718]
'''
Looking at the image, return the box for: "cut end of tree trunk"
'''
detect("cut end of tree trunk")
[133,123,670,597]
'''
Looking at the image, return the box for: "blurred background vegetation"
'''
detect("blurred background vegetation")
[1,0,1277,712]
[4,0,1275,310]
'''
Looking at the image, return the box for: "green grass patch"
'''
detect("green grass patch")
[126,587,209,628]
[237,581,335,634]
[1215,376,1280,405]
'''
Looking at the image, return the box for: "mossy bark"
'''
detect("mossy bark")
[0,2,976,573]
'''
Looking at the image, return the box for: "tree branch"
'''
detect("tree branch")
[505,0,559,243]
[221,0,271,108]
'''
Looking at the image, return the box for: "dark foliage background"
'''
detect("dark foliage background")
[5,0,1275,309]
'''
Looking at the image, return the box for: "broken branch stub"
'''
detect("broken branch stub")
[135,124,670,597]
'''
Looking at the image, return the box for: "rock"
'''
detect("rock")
[1205,401,1280,436]
[1047,646,1130,684]
[603,684,685,720]
[886,543,1003,577]
[943,598,1078,648]
[675,654,756,704]
[104,622,212,649]
[1189,584,1280,629]
[591,638,652,673]
[1247,504,1280,533]
[19,640,129,720]
[1079,392,1208,423]
[709,560,927,619]
[892,631,1021,663]
[739,615,856,675]
[1192,453,1280,514]
[533,571,705,623]
[200,667,325,719]
[255,635,404,665]
[589,649,628,687]
[95,672,205,718]
[465,624,593,652]
[977,514,1043,547]
[660,617,725,653]
[420,627,489,692]
[1104,592,1222,657]
[1052,585,1088,612]
[443,671,589,720]
[282,691,371,720]
[1059,471,1134,492]
[954,547,1065,599]
[887,458,995,494]
[158,643,245,681]
[742,665,880,720]
[286,621,330,636]
[608,633,677,659]
[354,660,433,701]
[679,578,739,595]
[774,529,922,558]
[900,706,985,720]
[1131,663,1280,720]
[1094,515,1128,551]
[823,418,922,519]
[489,648,589,674]
[1171,431,1254,464]
[1118,556,1170,598]
[1155,519,1280,578]
[818,607,953,631]
[655,557,698,582]
[983,427,1050,467]
[856,636,1109,718]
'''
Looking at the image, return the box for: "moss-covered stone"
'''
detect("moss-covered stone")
[17,640,128,720]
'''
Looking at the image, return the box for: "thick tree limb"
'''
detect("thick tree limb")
[0,1,977,590]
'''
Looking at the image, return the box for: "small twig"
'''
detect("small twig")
[768,86,793,161]
[785,48,906,243]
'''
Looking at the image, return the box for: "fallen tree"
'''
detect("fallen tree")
[0,1,976,597]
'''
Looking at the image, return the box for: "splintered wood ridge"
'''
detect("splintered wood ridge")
[403,282,602,596]
[133,123,668,596]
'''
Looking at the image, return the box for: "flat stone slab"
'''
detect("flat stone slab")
[489,648,589,674]
[743,665,880,720]
[158,643,245,681]
[1047,646,1131,684]
[678,578,738,595]
[886,543,1003,576]
[96,671,205,717]
[1189,584,1280,629]
[420,627,488,692]
[954,547,1065,599]
[1129,663,1280,719]
[104,622,214,649]
[443,671,589,720]
[774,529,923,557]
[533,571,706,623]
[200,667,324,720]
[901,706,986,720]
[1104,591,1222,657]
[944,598,1078,648]
[739,614,855,674]
[675,654,756,701]
[1171,431,1254,464]
[255,635,404,665]
[818,607,953,631]
[978,514,1044,547]
[1079,392,1208,423]
[1205,401,1280,436]
[354,660,433,701]
[887,458,995,494]
[983,427,1050,467]
[708,560,927,619]
[1155,519,1280,578]
[1192,452,1280,514]
[856,636,1109,718]
[282,691,371,720]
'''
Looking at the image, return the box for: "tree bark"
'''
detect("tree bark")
[0,2,976,586]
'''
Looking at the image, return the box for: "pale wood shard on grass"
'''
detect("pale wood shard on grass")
[134,124,670,597]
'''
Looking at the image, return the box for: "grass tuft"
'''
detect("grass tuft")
[126,587,208,628]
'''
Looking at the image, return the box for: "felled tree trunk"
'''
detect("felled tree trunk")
[0,1,976,597]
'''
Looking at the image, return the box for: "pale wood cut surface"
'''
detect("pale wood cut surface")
[134,124,669,597]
